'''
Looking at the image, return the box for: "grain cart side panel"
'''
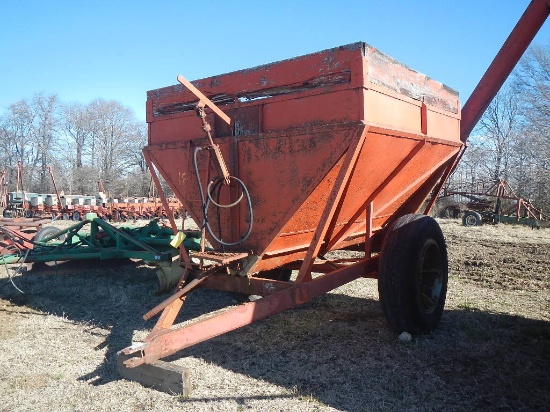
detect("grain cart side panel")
[361,44,460,140]
[259,129,461,272]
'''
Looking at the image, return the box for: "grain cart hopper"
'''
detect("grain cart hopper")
[122,0,549,368]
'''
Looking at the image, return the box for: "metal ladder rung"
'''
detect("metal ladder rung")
[191,251,249,264]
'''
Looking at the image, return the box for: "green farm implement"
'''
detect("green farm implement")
[0,214,201,291]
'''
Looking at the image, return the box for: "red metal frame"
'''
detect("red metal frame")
[123,257,379,367]
[16,161,27,211]
[443,179,548,222]
[0,225,36,255]
[3,163,184,221]
[121,1,548,368]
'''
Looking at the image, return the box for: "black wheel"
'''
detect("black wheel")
[34,226,66,242]
[24,209,33,218]
[72,211,81,221]
[3,209,11,218]
[378,214,448,334]
[462,210,482,227]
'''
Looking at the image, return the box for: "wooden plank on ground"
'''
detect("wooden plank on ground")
[116,352,191,396]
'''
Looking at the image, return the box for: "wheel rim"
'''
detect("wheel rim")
[465,214,477,226]
[416,239,443,314]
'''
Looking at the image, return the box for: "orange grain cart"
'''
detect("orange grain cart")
[123,0,549,367]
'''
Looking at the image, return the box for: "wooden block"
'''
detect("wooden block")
[116,352,191,396]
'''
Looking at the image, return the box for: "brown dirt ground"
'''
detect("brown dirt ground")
[0,218,548,411]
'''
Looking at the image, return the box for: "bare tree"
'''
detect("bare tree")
[0,99,37,191]
[513,44,550,134]
[59,102,95,194]
[60,102,91,169]
[0,94,60,193]
[450,143,493,191]
[511,43,550,210]
[85,99,146,196]
[477,85,520,182]
[0,116,19,177]
[31,93,59,193]
[446,43,550,213]
[0,96,157,199]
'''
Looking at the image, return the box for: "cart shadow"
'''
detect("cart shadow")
[0,262,168,384]
[1,267,549,411]
[175,300,550,411]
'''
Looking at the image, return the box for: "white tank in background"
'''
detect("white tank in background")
[44,194,58,206]
[96,192,107,207]
[84,196,96,206]
[30,195,43,207]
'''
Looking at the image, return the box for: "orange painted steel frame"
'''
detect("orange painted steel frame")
[123,0,549,367]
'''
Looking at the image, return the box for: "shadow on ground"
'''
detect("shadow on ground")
[1,266,548,411]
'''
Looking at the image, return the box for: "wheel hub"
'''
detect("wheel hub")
[417,240,443,314]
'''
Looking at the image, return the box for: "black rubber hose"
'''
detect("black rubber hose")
[193,146,253,246]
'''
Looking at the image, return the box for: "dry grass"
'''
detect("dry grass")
[0,218,548,411]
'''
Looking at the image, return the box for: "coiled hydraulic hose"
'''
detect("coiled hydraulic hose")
[193,146,253,247]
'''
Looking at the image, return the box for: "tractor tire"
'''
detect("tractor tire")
[34,226,66,242]
[378,214,448,335]
[462,210,482,227]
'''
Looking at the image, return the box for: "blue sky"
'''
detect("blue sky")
[1,0,548,122]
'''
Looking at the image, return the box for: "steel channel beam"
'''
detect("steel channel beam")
[296,125,368,283]
[122,256,379,367]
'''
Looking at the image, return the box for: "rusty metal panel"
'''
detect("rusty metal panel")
[147,42,460,141]
[145,41,462,275]
[364,44,459,114]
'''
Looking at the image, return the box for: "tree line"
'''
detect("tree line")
[448,43,549,213]
[1,44,548,212]
[0,96,150,199]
